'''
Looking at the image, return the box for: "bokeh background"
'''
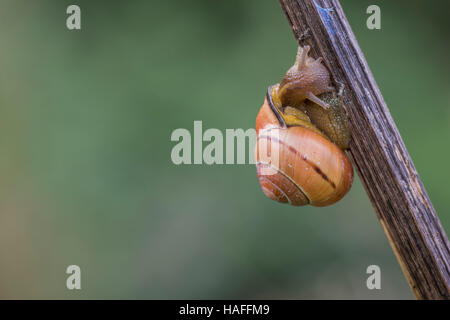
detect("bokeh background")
[0,0,449,299]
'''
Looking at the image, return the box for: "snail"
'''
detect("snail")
[255,45,353,207]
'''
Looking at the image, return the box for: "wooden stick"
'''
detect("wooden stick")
[278,0,450,299]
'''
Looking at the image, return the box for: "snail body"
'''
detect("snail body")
[279,46,334,109]
[255,46,353,207]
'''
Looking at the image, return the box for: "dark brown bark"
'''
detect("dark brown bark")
[278,0,450,299]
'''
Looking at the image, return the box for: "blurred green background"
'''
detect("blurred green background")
[0,0,449,299]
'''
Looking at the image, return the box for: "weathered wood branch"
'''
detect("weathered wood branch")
[278,0,450,299]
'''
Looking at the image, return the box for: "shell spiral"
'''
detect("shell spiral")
[255,94,353,207]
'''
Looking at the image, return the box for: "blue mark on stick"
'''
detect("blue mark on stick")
[313,0,336,36]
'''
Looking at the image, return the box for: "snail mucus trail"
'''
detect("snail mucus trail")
[255,45,353,207]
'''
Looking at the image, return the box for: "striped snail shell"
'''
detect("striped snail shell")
[255,85,353,207]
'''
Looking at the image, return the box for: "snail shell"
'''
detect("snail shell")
[255,86,353,207]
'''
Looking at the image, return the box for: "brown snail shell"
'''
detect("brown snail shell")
[255,86,353,207]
